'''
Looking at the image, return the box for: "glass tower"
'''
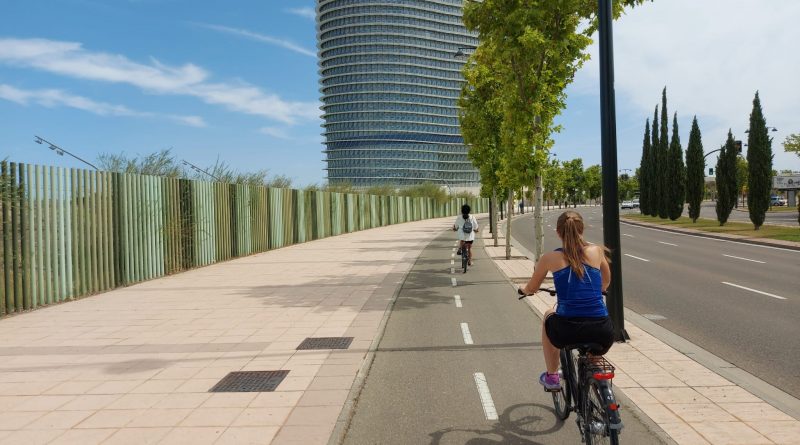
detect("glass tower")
[317,0,480,188]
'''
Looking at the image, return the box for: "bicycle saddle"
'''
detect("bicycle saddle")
[564,343,605,354]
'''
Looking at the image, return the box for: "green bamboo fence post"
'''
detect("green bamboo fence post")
[94,170,104,291]
[11,163,23,312]
[80,168,89,295]
[23,164,33,309]
[56,167,66,302]
[0,162,7,315]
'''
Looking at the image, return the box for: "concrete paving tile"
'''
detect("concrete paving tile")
[85,380,145,395]
[75,409,145,428]
[307,375,355,391]
[152,367,202,380]
[667,403,737,422]
[284,405,343,426]
[153,393,212,409]
[719,402,795,422]
[130,379,185,394]
[0,411,46,430]
[746,420,800,445]
[157,426,225,445]
[214,426,280,445]
[646,387,711,404]
[689,421,772,445]
[270,424,335,445]
[618,387,659,406]
[658,422,711,445]
[0,429,65,445]
[23,410,94,430]
[231,407,293,426]
[201,393,257,408]
[610,372,638,388]
[173,379,220,393]
[43,381,102,396]
[297,390,350,407]
[9,395,75,411]
[57,394,121,410]
[105,393,166,410]
[636,403,684,424]
[275,376,314,392]
[695,386,762,404]
[127,408,192,427]
[629,372,686,387]
[102,427,171,445]
[47,428,116,445]
[180,407,243,427]
[249,391,303,408]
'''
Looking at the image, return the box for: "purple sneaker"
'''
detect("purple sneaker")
[539,371,561,391]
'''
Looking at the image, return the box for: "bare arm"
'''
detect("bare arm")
[600,252,611,292]
[521,253,552,295]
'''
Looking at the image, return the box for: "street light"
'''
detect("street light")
[453,45,477,60]
[744,127,778,133]
[34,135,98,170]
[181,159,222,182]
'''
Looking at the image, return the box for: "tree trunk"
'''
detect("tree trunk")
[505,189,513,260]
[534,175,544,261]
[492,188,499,247]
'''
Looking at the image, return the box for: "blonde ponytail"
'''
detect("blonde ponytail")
[556,211,589,280]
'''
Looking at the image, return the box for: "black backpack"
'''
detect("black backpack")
[462,216,473,234]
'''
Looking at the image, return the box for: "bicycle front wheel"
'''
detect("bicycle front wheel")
[552,350,572,420]
[582,379,619,445]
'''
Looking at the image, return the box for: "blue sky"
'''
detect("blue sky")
[1,1,798,187]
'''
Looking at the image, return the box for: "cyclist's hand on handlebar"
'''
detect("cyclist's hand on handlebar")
[517,287,531,299]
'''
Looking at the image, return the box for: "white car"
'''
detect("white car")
[621,201,634,209]
[632,199,640,208]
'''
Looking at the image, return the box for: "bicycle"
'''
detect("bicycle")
[461,242,469,273]
[518,287,623,445]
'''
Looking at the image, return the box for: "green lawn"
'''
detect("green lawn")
[622,214,800,242]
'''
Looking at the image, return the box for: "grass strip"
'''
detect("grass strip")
[622,214,800,242]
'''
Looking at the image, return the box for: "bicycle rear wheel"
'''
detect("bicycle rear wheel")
[582,379,620,445]
[552,350,572,420]
[462,249,468,273]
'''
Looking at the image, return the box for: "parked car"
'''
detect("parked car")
[632,199,640,208]
[621,201,634,209]
[771,195,787,206]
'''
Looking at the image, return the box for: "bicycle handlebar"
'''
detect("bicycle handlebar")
[517,287,608,299]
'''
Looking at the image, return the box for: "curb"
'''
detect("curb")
[620,218,800,251]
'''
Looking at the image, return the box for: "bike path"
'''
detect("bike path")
[342,227,666,444]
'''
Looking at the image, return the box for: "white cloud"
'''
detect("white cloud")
[0,37,320,125]
[569,0,800,169]
[259,126,291,139]
[0,83,206,127]
[286,7,316,20]
[197,23,316,58]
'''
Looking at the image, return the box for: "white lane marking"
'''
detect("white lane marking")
[722,282,786,300]
[473,372,499,420]
[658,241,678,246]
[451,253,455,258]
[450,267,455,274]
[454,295,462,308]
[722,254,765,264]
[620,220,800,253]
[623,233,634,238]
[451,277,457,287]
[460,322,474,344]
[451,259,455,266]
[624,254,650,262]
[452,248,456,252]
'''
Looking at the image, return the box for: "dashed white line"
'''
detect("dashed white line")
[451,253,455,258]
[722,282,786,300]
[722,254,765,264]
[454,295,462,308]
[450,259,455,266]
[450,267,455,274]
[623,233,635,238]
[460,322,474,344]
[624,254,650,262]
[451,277,457,287]
[473,372,498,420]
[658,241,678,246]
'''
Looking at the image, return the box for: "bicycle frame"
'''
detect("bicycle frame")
[561,347,622,442]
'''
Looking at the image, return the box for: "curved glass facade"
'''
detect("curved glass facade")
[318,0,479,187]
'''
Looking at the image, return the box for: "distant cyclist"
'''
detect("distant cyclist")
[453,204,478,266]
[518,210,614,391]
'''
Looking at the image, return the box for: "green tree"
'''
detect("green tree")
[584,164,602,205]
[562,159,585,206]
[735,157,748,208]
[658,88,670,219]
[650,105,660,217]
[746,92,773,230]
[715,132,738,225]
[667,113,686,220]
[543,159,564,209]
[685,116,705,222]
[638,119,651,215]
[783,133,800,157]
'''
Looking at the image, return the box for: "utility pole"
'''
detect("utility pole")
[598,0,628,341]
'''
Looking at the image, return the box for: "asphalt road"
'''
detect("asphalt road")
[343,227,665,445]
[688,201,797,226]
[512,207,800,399]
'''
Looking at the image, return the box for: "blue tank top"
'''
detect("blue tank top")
[552,248,608,318]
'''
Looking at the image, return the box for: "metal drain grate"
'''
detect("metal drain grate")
[209,371,289,392]
[296,337,354,350]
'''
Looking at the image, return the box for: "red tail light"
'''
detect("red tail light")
[593,372,614,380]
[609,403,619,411]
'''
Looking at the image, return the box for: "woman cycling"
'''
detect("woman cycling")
[453,204,478,266]
[519,210,614,391]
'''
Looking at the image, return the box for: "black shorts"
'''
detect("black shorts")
[544,314,615,355]
[461,240,473,245]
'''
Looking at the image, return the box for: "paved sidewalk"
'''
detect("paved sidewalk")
[0,216,457,445]
[483,224,800,445]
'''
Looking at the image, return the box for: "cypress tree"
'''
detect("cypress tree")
[658,87,669,219]
[667,113,686,220]
[650,105,660,217]
[639,119,651,215]
[685,116,705,222]
[716,131,738,225]
[746,92,773,230]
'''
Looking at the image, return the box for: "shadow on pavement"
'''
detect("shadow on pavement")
[428,403,564,445]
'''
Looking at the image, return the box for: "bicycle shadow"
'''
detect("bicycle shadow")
[428,402,565,445]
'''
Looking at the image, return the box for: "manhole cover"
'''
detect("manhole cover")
[209,371,289,392]
[296,337,354,350]
[642,314,666,320]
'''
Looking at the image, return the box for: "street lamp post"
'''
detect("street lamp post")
[181,159,222,182]
[34,136,99,170]
[598,0,628,341]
